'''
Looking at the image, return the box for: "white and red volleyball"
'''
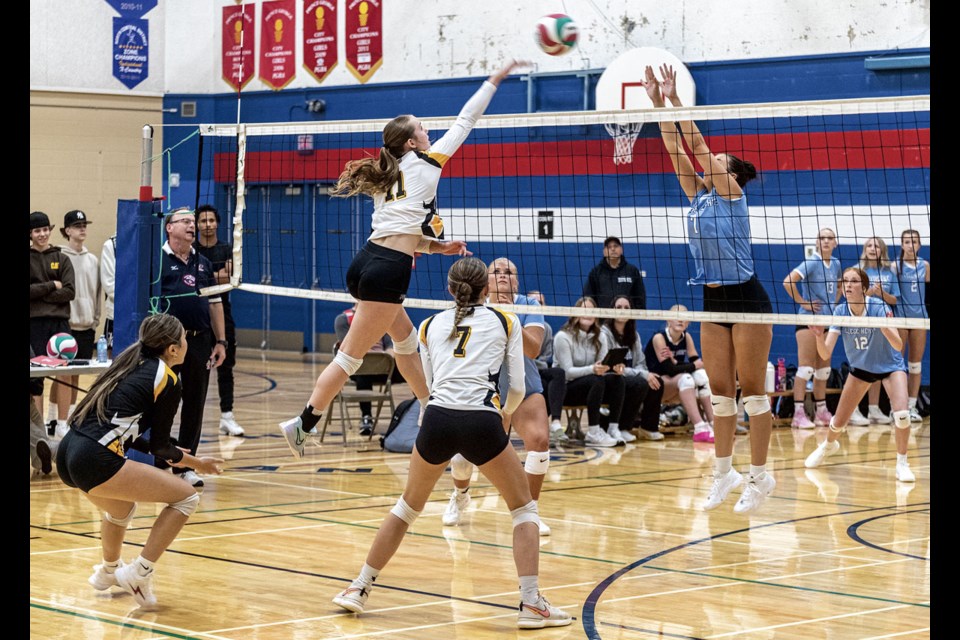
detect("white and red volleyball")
[534,14,578,56]
[46,332,78,360]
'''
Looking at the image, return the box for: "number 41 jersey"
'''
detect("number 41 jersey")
[418,304,524,413]
[829,297,906,374]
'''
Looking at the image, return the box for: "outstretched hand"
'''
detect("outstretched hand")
[490,59,532,85]
[642,65,665,107]
[659,64,679,104]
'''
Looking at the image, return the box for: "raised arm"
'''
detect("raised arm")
[659,64,741,200]
[643,65,702,201]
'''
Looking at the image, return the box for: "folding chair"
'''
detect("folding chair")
[319,351,397,444]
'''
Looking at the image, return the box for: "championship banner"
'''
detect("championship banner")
[260,0,297,90]
[303,0,338,83]
[112,17,149,89]
[222,4,256,91]
[345,0,382,83]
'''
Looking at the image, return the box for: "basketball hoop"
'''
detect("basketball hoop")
[604,122,643,165]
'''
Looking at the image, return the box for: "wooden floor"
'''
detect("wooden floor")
[29,351,931,639]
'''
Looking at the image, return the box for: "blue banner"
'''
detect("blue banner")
[113,17,149,89]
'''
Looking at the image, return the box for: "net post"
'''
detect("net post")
[139,124,154,202]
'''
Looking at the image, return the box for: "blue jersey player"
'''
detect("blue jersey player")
[892,229,930,422]
[859,236,901,425]
[804,267,915,484]
[782,228,843,428]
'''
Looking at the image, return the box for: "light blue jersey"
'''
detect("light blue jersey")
[892,259,928,318]
[496,293,545,396]
[830,297,905,374]
[863,265,900,302]
[792,255,841,316]
[687,188,755,286]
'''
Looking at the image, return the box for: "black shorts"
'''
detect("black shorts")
[416,405,509,466]
[73,328,96,359]
[702,275,773,328]
[850,368,894,384]
[345,242,413,304]
[56,430,126,493]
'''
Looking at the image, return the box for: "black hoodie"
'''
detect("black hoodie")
[582,258,646,310]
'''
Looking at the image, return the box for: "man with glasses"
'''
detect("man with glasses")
[47,210,102,437]
[159,208,227,487]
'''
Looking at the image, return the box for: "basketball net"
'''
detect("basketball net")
[604,122,643,165]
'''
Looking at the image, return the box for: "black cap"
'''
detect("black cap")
[30,211,52,231]
[64,209,92,227]
[604,236,622,247]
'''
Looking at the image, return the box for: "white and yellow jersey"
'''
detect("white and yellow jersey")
[418,304,525,415]
[369,81,498,242]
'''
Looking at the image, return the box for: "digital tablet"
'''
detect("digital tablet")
[600,347,629,367]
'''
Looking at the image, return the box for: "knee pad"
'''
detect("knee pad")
[450,453,475,481]
[333,350,363,376]
[169,492,200,517]
[393,329,419,355]
[711,395,738,417]
[908,361,922,375]
[744,394,771,417]
[390,497,421,525]
[814,367,832,381]
[104,503,137,527]
[510,500,539,528]
[893,410,911,429]
[795,366,815,381]
[524,451,550,476]
[828,417,845,433]
[693,368,709,389]
[678,373,696,392]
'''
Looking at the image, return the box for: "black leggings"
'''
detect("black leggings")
[563,374,625,426]
[539,367,567,421]
[617,373,665,432]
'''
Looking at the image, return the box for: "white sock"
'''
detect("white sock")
[897,453,909,465]
[519,575,540,603]
[694,421,710,433]
[47,403,58,422]
[908,397,917,410]
[102,559,120,573]
[68,403,77,417]
[358,562,380,587]
[816,400,827,412]
[550,419,562,431]
[608,422,620,432]
[134,555,155,576]
[715,455,733,475]
[869,404,881,414]
[222,411,234,420]
[750,464,767,479]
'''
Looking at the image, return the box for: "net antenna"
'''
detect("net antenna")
[596,47,697,165]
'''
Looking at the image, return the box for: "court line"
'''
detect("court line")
[847,510,931,560]
[704,603,917,638]
[30,598,231,639]
[861,629,930,639]
[582,504,930,639]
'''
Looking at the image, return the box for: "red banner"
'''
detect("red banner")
[222,4,256,91]
[259,0,297,90]
[303,0,338,83]
[345,0,382,83]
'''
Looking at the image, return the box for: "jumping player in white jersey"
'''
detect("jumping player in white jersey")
[442,257,553,535]
[331,258,572,630]
[645,64,776,514]
[279,59,529,455]
[892,229,929,422]
[804,267,915,484]
[782,227,842,429]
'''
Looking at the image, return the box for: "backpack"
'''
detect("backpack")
[381,398,420,453]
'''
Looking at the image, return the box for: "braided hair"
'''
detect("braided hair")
[446,257,489,339]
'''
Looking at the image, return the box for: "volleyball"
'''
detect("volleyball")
[46,332,78,360]
[534,14,578,56]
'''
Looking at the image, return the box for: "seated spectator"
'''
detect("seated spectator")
[643,305,716,443]
[553,297,625,447]
[527,291,567,444]
[334,305,405,435]
[601,296,666,441]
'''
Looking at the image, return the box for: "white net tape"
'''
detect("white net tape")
[603,122,644,165]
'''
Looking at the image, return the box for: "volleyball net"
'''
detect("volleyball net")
[191,94,929,329]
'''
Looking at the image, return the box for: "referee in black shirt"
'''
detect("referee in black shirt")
[159,207,227,487]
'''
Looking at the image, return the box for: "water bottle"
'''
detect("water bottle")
[765,362,775,393]
[777,357,787,392]
[96,334,108,363]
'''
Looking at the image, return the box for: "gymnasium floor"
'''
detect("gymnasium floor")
[29,351,931,639]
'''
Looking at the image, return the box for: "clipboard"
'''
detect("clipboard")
[600,347,629,367]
